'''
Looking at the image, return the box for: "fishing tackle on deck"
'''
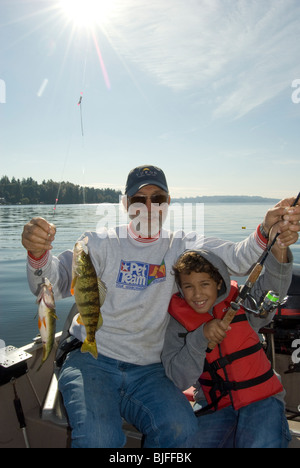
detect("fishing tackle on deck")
[11,378,30,448]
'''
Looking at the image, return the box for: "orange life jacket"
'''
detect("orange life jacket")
[168,281,283,412]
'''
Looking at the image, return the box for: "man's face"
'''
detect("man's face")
[126,185,170,237]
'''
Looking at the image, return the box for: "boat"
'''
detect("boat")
[1,267,300,449]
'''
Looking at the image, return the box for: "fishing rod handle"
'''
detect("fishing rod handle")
[206,263,263,351]
[238,262,264,302]
[247,262,263,285]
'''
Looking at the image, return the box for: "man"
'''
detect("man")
[21,165,299,447]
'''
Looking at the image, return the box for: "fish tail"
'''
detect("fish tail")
[37,361,44,372]
[81,339,98,359]
[37,353,47,371]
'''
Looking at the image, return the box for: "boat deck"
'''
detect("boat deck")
[288,420,300,448]
[0,337,299,449]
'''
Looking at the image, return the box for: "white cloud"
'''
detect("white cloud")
[274,158,300,166]
[107,0,300,119]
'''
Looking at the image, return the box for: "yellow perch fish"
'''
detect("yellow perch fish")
[71,236,106,359]
[36,278,57,370]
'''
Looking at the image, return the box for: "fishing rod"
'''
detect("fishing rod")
[11,378,30,448]
[207,191,300,352]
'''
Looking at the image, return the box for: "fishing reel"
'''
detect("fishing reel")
[244,290,287,318]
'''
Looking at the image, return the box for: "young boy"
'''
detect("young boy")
[162,246,293,448]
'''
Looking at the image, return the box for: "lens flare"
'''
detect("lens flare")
[60,0,115,28]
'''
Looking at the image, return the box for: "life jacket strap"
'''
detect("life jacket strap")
[198,367,275,416]
[207,342,262,372]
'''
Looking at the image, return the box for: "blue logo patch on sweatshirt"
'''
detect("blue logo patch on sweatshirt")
[116,259,166,290]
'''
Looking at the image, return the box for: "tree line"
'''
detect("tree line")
[0,176,122,205]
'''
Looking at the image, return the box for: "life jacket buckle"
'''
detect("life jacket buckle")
[210,356,231,372]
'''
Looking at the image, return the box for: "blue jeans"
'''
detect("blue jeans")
[58,349,198,448]
[190,397,292,448]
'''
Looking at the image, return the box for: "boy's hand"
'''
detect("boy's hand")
[203,319,230,345]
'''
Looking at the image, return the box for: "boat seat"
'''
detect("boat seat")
[41,370,69,427]
[41,305,144,443]
[41,371,143,444]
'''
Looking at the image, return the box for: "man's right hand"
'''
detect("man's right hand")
[22,217,56,258]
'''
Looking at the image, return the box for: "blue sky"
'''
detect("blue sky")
[0,0,300,199]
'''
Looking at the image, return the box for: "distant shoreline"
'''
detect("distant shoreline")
[0,195,280,206]
[171,196,280,204]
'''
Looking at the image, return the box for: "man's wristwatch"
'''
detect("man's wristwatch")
[260,223,269,239]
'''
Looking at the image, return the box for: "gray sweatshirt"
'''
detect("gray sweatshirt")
[161,248,293,403]
[27,224,270,366]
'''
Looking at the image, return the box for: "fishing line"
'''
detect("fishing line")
[52,138,73,219]
[79,54,87,139]
[52,54,88,217]
[78,93,84,137]
[78,54,88,204]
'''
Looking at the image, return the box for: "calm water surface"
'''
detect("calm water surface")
[0,203,299,347]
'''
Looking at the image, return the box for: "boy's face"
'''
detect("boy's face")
[180,271,222,314]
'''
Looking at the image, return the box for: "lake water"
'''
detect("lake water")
[0,203,299,347]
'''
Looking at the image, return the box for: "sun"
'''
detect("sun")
[60,0,116,29]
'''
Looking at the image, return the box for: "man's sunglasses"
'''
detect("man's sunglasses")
[128,194,169,205]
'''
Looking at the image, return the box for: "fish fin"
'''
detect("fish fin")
[38,317,42,330]
[81,339,98,359]
[49,310,58,320]
[96,313,103,331]
[70,277,77,296]
[76,314,84,326]
[37,358,46,372]
[97,278,107,307]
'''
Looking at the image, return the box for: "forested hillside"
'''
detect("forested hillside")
[0,176,122,204]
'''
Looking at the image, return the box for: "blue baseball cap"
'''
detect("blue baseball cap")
[125,165,169,197]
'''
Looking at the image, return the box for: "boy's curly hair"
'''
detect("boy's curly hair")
[173,251,223,287]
